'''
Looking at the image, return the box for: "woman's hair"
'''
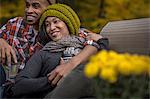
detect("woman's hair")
[39,4,80,36]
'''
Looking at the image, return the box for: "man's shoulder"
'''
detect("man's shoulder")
[6,17,32,29]
[0,17,27,32]
[8,17,24,23]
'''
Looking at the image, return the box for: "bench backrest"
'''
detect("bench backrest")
[100,18,150,55]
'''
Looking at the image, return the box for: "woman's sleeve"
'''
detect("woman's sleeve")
[79,27,109,50]
[12,50,52,96]
[96,38,109,50]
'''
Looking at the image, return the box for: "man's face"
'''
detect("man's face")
[25,0,50,25]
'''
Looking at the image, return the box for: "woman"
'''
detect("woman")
[12,4,109,98]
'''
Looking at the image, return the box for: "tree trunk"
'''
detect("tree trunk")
[98,0,105,18]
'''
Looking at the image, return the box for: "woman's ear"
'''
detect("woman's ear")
[38,24,52,46]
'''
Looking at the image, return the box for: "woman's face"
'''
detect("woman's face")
[45,17,70,41]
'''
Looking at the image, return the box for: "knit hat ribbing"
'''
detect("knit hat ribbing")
[39,4,80,35]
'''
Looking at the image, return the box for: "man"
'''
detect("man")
[0,0,108,98]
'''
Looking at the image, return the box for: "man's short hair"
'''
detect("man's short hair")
[47,0,56,4]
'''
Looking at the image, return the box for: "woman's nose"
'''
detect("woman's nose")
[50,23,56,30]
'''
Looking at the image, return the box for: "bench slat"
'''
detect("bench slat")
[100,18,150,55]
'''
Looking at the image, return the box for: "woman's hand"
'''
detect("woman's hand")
[47,58,75,86]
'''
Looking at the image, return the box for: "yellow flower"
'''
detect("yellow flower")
[131,60,146,75]
[84,50,150,83]
[100,68,117,83]
[118,54,126,61]
[140,56,150,75]
[106,59,119,69]
[98,50,108,65]
[118,60,133,75]
[108,50,118,59]
[84,62,99,78]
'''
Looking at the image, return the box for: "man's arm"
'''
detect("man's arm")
[47,45,97,85]
[0,18,18,65]
[69,45,97,67]
[47,33,108,86]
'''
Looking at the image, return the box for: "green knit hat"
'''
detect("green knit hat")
[39,4,80,35]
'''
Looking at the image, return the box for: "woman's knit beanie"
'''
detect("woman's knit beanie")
[39,4,80,35]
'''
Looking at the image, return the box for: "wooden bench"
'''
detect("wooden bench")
[100,18,150,55]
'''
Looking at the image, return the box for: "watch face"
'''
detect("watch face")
[79,28,89,38]
[97,38,109,50]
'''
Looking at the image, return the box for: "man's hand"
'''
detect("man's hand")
[86,33,103,42]
[47,58,75,86]
[0,38,17,65]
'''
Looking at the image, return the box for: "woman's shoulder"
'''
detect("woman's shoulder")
[38,50,62,58]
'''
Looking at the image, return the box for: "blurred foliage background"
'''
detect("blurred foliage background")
[0,0,150,33]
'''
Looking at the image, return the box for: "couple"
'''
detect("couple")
[0,0,108,98]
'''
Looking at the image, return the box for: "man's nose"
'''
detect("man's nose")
[26,6,34,13]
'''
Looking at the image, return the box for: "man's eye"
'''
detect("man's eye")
[25,3,30,8]
[32,3,40,9]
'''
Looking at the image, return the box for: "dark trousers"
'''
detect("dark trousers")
[44,64,95,99]
[0,64,6,98]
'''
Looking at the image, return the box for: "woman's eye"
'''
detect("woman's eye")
[54,20,58,23]
[54,19,61,24]
[45,23,49,27]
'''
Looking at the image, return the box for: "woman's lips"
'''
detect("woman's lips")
[51,31,59,36]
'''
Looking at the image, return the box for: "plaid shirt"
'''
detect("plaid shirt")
[0,17,42,69]
[0,17,100,69]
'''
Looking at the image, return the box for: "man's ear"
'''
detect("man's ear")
[47,0,56,4]
[51,0,56,4]
[56,0,64,4]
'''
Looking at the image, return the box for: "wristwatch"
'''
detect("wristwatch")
[96,38,109,50]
